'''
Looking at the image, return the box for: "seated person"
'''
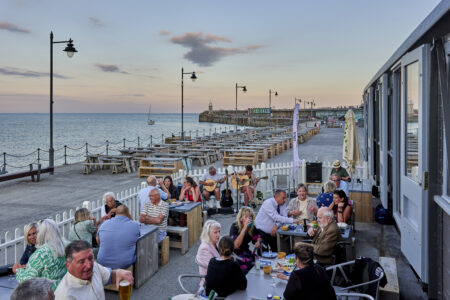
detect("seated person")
[164,175,179,200]
[69,208,98,256]
[10,278,54,300]
[282,242,336,300]
[205,236,247,298]
[55,240,133,300]
[287,184,318,223]
[139,188,169,243]
[179,176,201,202]
[255,190,300,252]
[196,220,221,276]
[330,160,350,181]
[138,175,169,212]
[97,205,140,269]
[316,181,336,208]
[229,207,262,272]
[237,165,260,208]
[19,222,37,265]
[100,192,122,222]
[330,174,349,197]
[199,166,226,209]
[307,207,341,265]
[329,190,352,224]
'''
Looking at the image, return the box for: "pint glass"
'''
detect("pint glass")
[119,280,132,300]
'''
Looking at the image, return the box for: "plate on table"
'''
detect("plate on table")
[261,251,277,259]
[337,222,348,229]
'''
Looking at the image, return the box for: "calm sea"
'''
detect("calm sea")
[0,113,241,172]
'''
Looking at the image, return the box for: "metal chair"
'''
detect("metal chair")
[271,174,292,196]
[336,292,375,300]
[177,274,226,300]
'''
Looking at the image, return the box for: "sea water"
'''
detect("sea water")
[0,113,242,171]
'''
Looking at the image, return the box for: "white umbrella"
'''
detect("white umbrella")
[343,109,360,173]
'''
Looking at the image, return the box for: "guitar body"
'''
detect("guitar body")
[231,175,269,190]
[220,170,234,207]
[203,180,218,192]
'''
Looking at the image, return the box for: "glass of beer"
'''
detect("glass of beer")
[119,280,132,300]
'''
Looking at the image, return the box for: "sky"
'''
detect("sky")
[0,0,443,113]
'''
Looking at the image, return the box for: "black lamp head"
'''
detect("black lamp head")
[63,39,77,58]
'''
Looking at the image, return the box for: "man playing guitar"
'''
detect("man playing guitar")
[199,166,227,209]
[237,165,260,209]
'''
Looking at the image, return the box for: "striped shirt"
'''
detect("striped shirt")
[142,200,169,231]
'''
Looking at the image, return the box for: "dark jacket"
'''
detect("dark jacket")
[351,257,387,297]
[205,257,247,297]
[284,264,337,300]
[311,221,341,264]
[19,244,36,265]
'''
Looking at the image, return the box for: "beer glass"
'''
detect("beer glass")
[119,280,132,300]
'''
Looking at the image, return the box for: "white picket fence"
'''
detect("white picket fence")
[0,159,367,266]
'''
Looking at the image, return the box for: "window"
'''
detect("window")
[405,61,420,182]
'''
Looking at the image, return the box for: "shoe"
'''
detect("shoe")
[208,200,214,208]
[215,201,221,209]
[251,202,257,209]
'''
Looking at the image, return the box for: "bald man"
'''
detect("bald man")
[138,175,169,212]
[96,205,140,269]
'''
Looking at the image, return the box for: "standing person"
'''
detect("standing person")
[316,181,336,208]
[330,174,349,197]
[10,278,55,300]
[164,175,179,200]
[96,205,140,269]
[138,175,169,212]
[196,220,221,276]
[199,166,227,209]
[14,219,67,290]
[329,190,352,224]
[19,222,37,265]
[237,165,260,208]
[205,236,247,298]
[282,242,336,300]
[100,192,122,222]
[179,177,201,202]
[254,190,299,252]
[287,184,318,223]
[55,240,133,300]
[229,207,262,272]
[139,188,169,243]
[330,160,350,181]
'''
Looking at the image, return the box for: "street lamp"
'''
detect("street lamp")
[50,31,77,174]
[294,97,302,106]
[309,100,316,120]
[181,67,197,140]
[235,83,247,131]
[269,89,278,111]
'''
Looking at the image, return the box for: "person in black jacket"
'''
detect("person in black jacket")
[283,242,336,300]
[19,223,37,265]
[205,236,247,297]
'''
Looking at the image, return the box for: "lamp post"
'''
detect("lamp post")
[181,67,197,140]
[50,31,77,174]
[294,97,301,106]
[269,89,278,111]
[310,100,315,120]
[235,83,247,131]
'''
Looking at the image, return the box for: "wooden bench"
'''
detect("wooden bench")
[160,236,170,266]
[222,156,257,166]
[84,162,122,174]
[167,226,189,254]
[379,257,399,300]
[138,166,176,177]
[0,164,53,182]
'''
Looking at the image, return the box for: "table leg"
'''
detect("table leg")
[276,233,281,252]
[186,205,202,248]
[124,159,131,173]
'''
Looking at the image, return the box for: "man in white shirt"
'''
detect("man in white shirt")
[138,175,169,212]
[55,240,133,300]
[255,190,299,252]
[330,174,349,197]
[199,166,227,209]
[140,188,169,243]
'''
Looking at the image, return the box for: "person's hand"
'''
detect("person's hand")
[115,269,134,289]
[158,214,165,223]
[307,227,316,237]
[254,240,261,249]
[271,225,278,237]
[308,205,317,213]
[338,202,345,209]
[242,217,251,231]
[109,208,117,215]
[291,210,301,216]
[158,179,164,186]
[12,263,25,274]
[276,273,289,281]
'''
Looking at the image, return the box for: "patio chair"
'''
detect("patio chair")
[336,292,375,300]
[326,257,387,300]
[271,174,293,196]
[177,274,226,300]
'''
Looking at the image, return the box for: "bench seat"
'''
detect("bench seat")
[167,226,188,254]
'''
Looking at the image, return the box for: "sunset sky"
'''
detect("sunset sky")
[0,0,441,113]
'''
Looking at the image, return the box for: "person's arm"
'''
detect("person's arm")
[262,202,294,224]
[283,271,301,300]
[139,213,163,225]
[286,199,301,217]
[218,175,227,184]
[19,245,31,265]
[158,180,170,199]
[193,186,200,202]
[178,187,186,201]
[339,205,352,223]
[233,261,247,290]
[313,227,340,257]
[15,247,47,282]
[231,221,249,249]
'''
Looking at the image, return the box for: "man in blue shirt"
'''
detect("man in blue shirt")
[96,205,140,269]
[330,174,349,197]
[138,175,169,212]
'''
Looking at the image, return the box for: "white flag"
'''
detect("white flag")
[293,103,301,175]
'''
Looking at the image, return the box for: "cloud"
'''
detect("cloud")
[112,94,145,97]
[0,67,69,79]
[159,30,170,36]
[89,17,104,27]
[0,22,30,33]
[94,63,128,74]
[170,32,263,67]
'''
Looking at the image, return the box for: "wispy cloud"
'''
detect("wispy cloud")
[170,32,263,67]
[112,94,145,97]
[0,67,69,79]
[0,22,30,34]
[159,30,170,36]
[94,63,128,74]
[89,17,104,27]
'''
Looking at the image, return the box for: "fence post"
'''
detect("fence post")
[85,143,88,156]
[161,134,164,143]
[37,148,40,166]
[196,130,198,137]
[150,135,153,147]
[64,146,67,165]
[123,138,126,149]
[203,129,205,136]
[261,162,268,198]
[137,136,140,147]
[2,152,6,173]
[189,130,191,138]
[106,140,109,156]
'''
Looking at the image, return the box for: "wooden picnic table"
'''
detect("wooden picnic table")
[222,149,259,166]
[138,157,184,177]
[169,202,202,248]
[100,155,135,173]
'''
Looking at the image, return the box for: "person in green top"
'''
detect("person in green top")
[14,219,67,291]
[330,160,350,181]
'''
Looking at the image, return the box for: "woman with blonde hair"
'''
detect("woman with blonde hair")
[68,208,98,254]
[287,184,318,222]
[14,219,67,290]
[19,222,38,265]
[196,220,221,276]
[229,207,262,272]
[316,180,336,208]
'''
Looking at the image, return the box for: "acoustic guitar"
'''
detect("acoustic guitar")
[220,169,234,207]
[203,180,218,192]
[231,174,268,190]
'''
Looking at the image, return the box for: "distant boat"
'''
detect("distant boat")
[147,105,155,125]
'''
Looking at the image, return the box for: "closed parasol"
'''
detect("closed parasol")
[343,109,360,173]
